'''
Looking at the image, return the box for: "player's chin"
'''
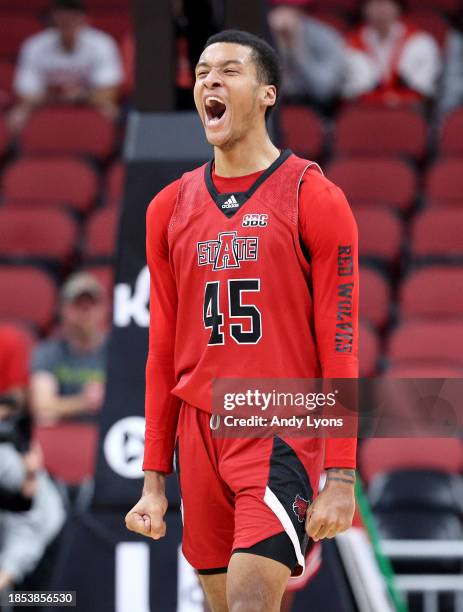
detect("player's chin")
[203,124,232,147]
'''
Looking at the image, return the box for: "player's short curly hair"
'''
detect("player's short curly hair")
[203,30,281,120]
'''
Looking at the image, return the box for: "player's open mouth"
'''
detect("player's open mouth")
[204,96,227,127]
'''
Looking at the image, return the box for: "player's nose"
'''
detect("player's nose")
[203,68,223,89]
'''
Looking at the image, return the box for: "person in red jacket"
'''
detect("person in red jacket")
[343,0,440,105]
[125,30,358,612]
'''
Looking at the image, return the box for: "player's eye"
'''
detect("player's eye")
[224,69,239,75]
[196,71,208,78]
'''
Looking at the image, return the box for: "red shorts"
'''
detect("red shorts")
[175,403,324,576]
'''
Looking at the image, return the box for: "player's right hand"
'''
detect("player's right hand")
[125,493,168,540]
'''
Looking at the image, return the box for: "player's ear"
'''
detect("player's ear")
[261,84,277,114]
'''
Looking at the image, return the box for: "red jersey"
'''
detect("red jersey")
[0,325,29,393]
[143,150,359,473]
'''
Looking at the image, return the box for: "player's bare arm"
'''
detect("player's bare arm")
[306,468,356,542]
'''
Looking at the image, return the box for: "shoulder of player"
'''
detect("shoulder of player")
[146,178,181,223]
[300,167,349,211]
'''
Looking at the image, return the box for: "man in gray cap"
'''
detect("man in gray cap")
[30,272,108,424]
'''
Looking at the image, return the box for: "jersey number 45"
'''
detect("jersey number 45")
[203,279,262,345]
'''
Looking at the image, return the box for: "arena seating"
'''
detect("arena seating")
[400,266,463,320]
[405,0,460,14]
[3,157,99,211]
[359,266,390,329]
[34,423,99,487]
[0,113,9,157]
[388,321,463,366]
[21,106,116,160]
[83,208,119,260]
[439,108,463,156]
[360,439,463,543]
[326,157,417,210]
[407,9,449,47]
[359,321,380,376]
[425,158,463,207]
[0,208,77,264]
[355,207,403,263]
[0,15,41,59]
[279,105,324,159]
[0,266,57,331]
[0,60,14,109]
[411,209,463,260]
[333,106,427,159]
[104,161,125,206]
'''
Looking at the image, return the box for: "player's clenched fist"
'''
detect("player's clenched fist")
[305,468,356,542]
[125,492,168,540]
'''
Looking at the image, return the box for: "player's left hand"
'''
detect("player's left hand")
[305,470,356,542]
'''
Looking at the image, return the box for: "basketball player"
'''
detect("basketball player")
[126,30,358,612]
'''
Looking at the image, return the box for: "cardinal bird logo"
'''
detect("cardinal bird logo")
[292,494,310,523]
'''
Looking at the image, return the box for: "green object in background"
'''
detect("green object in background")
[355,477,409,612]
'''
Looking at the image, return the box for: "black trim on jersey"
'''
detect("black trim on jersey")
[205,149,293,218]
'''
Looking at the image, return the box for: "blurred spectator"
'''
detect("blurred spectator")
[30,273,108,425]
[439,17,463,116]
[8,0,123,135]
[342,0,441,105]
[0,325,65,592]
[268,0,345,109]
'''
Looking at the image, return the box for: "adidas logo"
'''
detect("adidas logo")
[222,195,239,209]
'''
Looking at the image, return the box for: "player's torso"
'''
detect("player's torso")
[168,151,322,408]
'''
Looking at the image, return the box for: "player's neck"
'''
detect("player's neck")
[213,130,280,178]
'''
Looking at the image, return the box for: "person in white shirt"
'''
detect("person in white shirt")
[342,0,441,106]
[8,0,123,135]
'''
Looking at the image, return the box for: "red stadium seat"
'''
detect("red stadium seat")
[439,109,463,156]
[400,266,463,320]
[360,267,390,328]
[88,12,131,41]
[0,113,9,157]
[405,0,459,14]
[280,106,324,159]
[105,161,125,206]
[0,0,48,8]
[388,321,463,365]
[355,207,402,262]
[334,106,427,159]
[407,10,450,47]
[0,15,42,59]
[426,158,463,207]
[35,423,98,485]
[0,60,14,109]
[327,157,417,210]
[0,209,77,262]
[359,438,463,485]
[411,209,463,259]
[84,208,119,259]
[359,322,380,376]
[3,157,99,212]
[21,106,116,160]
[0,266,56,330]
